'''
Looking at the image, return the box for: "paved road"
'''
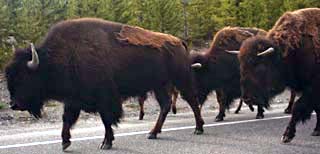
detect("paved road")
[0,104,319,154]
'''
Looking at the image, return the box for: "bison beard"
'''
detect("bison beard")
[5,18,204,150]
[238,8,320,143]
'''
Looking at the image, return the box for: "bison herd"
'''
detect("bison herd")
[5,8,320,150]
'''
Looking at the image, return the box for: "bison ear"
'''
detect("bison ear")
[27,43,39,70]
[191,63,202,69]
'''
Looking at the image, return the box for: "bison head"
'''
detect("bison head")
[5,43,45,118]
[238,37,286,107]
[189,51,208,70]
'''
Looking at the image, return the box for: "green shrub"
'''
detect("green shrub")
[0,102,7,110]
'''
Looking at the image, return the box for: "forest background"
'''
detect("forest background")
[0,0,319,69]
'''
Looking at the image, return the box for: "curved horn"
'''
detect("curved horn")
[225,50,240,54]
[257,47,275,56]
[191,63,202,68]
[27,43,39,69]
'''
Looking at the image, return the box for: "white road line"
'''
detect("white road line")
[0,115,292,149]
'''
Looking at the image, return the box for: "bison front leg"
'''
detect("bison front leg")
[171,88,179,114]
[282,93,313,143]
[61,105,80,151]
[256,105,264,119]
[234,100,243,114]
[215,90,226,122]
[148,88,171,139]
[138,94,147,120]
[284,90,296,114]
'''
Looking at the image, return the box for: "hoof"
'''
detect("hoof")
[234,110,240,114]
[62,141,71,151]
[138,116,143,120]
[147,133,157,139]
[172,107,177,114]
[215,116,224,122]
[256,115,264,119]
[281,135,293,143]
[99,143,112,150]
[139,113,144,120]
[311,130,320,136]
[284,109,292,114]
[194,129,204,135]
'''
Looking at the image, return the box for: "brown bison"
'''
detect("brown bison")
[191,27,268,121]
[237,8,320,143]
[190,27,296,121]
[6,18,204,150]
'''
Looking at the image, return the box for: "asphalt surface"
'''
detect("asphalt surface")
[0,104,319,154]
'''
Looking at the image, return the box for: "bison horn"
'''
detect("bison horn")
[27,43,39,69]
[257,47,275,56]
[225,50,240,54]
[191,63,202,68]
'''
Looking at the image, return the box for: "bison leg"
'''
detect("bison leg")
[282,93,313,143]
[182,92,205,135]
[284,90,296,114]
[171,88,179,114]
[61,105,80,151]
[215,90,229,122]
[138,94,147,120]
[99,112,115,150]
[235,100,254,114]
[175,73,204,135]
[148,87,172,139]
[248,104,254,112]
[311,109,320,136]
[234,100,243,114]
[256,105,264,119]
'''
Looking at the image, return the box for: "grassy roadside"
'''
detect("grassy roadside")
[0,102,7,110]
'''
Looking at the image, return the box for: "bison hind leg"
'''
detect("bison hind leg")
[99,111,119,150]
[148,87,172,139]
[138,94,147,120]
[97,85,123,149]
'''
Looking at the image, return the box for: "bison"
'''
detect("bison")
[190,27,296,121]
[237,8,320,143]
[5,18,204,150]
[191,27,268,121]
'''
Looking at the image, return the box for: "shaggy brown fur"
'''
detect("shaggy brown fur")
[238,8,320,144]
[6,18,204,150]
[268,8,320,57]
[116,25,182,48]
[210,27,266,52]
[190,27,268,121]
